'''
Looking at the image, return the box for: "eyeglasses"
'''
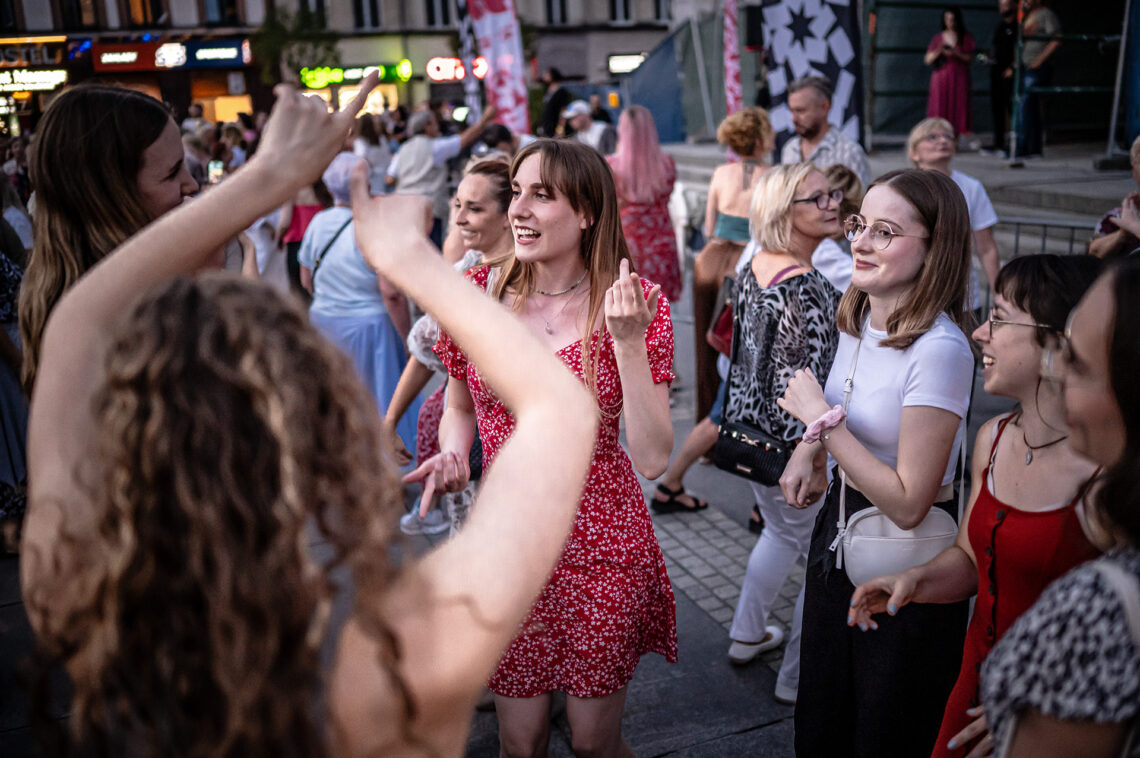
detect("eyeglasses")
[792,188,844,210]
[987,311,1052,340]
[921,132,955,143]
[843,214,929,251]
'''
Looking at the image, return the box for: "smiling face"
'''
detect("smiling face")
[1059,276,1126,466]
[849,185,929,301]
[509,153,589,264]
[454,173,510,254]
[972,294,1044,398]
[136,118,198,220]
[791,170,841,244]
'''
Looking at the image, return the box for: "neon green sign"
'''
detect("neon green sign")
[299,59,413,89]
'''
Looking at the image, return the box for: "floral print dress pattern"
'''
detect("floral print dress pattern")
[612,156,682,303]
[434,265,679,697]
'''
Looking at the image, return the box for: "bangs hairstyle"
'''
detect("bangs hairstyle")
[907,117,956,165]
[31,275,414,756]
[836,169,972,348]
[496,138,631,400]
[608,105,672,205]
[749,162,821,253]
[1096,258,1140,548]
[995,254,1103,346]
[19,84,172,394]
[715,107,774,158]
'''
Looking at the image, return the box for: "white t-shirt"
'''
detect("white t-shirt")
[823,313,974,486]
[297,206,387,318]
[2,207,31,249]
[811,237,852,293]
[951,169,998,311]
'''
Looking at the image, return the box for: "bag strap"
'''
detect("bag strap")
[1093,559,1140,647]
[311,217,353,282]
[828,329,863,570]
[766,264,804,288]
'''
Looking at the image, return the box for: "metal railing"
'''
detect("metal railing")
[994,215,1093,257]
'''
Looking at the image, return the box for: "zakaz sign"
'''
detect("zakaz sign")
[93,39,251,72]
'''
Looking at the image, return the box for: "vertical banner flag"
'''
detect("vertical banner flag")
[724,0,743,116]
[455,0,483,118]
[469,0,531,135]
[759,0,865,149]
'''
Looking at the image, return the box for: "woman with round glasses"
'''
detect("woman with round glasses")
[719,165,842,710]
[979,258,1140,758]
[908,117,1000,321]
[846,254,1104,758]
[778,168,976,756]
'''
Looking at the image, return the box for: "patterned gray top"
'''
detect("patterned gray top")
[981,548,1140,756]
[724,268,840,444]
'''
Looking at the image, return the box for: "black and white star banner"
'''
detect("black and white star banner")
[760,0,865,146]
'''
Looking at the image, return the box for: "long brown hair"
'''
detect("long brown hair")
[18,85,172,394]
[836,168,971,349]
[494,139,632,397]
[28,276,413,757]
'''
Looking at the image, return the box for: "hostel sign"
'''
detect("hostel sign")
[0,42,66,68]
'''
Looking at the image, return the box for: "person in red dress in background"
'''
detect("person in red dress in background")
[421,138,677,758]
[925,7,976,138]
[607,105,682,304]
[847,255,1106,758]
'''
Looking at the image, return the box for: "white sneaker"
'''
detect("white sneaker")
[399,508,449,536]
[774,680,797,705]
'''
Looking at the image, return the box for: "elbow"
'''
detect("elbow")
[892,508,928,531]
[637,459,669,481]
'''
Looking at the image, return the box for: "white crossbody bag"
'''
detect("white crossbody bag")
[829,332,963,587]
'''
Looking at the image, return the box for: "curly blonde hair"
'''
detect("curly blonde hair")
[716,107,774,158]
[32,275,414,756]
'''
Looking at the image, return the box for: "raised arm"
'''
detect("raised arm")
[331,171,597,753]
[21,76,380,619]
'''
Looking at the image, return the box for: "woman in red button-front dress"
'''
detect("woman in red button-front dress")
[847,254,1106,758]
[424,138,677,757]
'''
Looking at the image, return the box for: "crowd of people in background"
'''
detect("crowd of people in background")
[0,0,1137,755]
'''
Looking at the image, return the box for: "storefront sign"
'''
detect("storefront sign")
[299,60,412,89]
[426,56,488,82]
[0,42,65,68]
[0,68,68,92]
[93,39,250,72]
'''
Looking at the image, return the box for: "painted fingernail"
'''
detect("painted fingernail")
[850,599,856,607]
[888,604,897,615]
[859,623,867,631]
[947,740,957,749]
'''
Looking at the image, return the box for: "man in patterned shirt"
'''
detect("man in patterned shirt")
[780,76,871,187]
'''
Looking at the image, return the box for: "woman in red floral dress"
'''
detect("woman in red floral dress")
[607,105,682,303]
[420,138,678,757]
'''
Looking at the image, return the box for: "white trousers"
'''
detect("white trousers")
[729,481,822,691]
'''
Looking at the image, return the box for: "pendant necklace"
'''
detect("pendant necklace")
[1022,429,1068,465]
[536,271,588,335]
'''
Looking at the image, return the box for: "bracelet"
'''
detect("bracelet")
[802,405,846,444]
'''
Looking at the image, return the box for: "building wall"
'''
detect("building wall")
[20,0,52,31]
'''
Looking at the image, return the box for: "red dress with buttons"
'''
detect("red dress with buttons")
[434,265,679,698]
[932,414,1100,757]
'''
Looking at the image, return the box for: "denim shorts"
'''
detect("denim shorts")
[709,377,728,425]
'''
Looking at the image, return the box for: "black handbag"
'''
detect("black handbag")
[710,287,793,487]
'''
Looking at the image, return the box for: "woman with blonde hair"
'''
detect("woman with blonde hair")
[692,107,774,422]
[21,75,600,757]
[718,164,843,712]
[17,84,199,394]
[780,168,976,755]
[417,138,677,757]
[607,105,681,303]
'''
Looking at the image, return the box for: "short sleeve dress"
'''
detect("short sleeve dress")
[981,548,1140,756]
[434,265,679,697]
[926,31,976,135]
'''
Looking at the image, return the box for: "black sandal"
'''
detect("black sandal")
[747,503,765,535]
[650,483,709,513]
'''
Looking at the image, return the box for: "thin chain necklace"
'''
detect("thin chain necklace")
[535,270,587,297]
[1021,418,1068,465]
[542,290,583,335]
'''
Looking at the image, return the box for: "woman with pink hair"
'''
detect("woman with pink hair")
[608,106,682,302]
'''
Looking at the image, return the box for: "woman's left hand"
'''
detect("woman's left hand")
[947,706,993,757]
[605,258,660,347]
[777,368,831,426]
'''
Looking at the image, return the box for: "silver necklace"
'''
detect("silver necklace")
[535,270,587,297]
[1022,430,1068,465]
[542,291,582,335]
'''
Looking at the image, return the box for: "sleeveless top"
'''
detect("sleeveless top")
[713,213,750,243]
[283,204,324,244]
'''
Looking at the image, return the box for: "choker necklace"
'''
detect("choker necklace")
[1022,429,1068,465]
[536,270,587,297]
